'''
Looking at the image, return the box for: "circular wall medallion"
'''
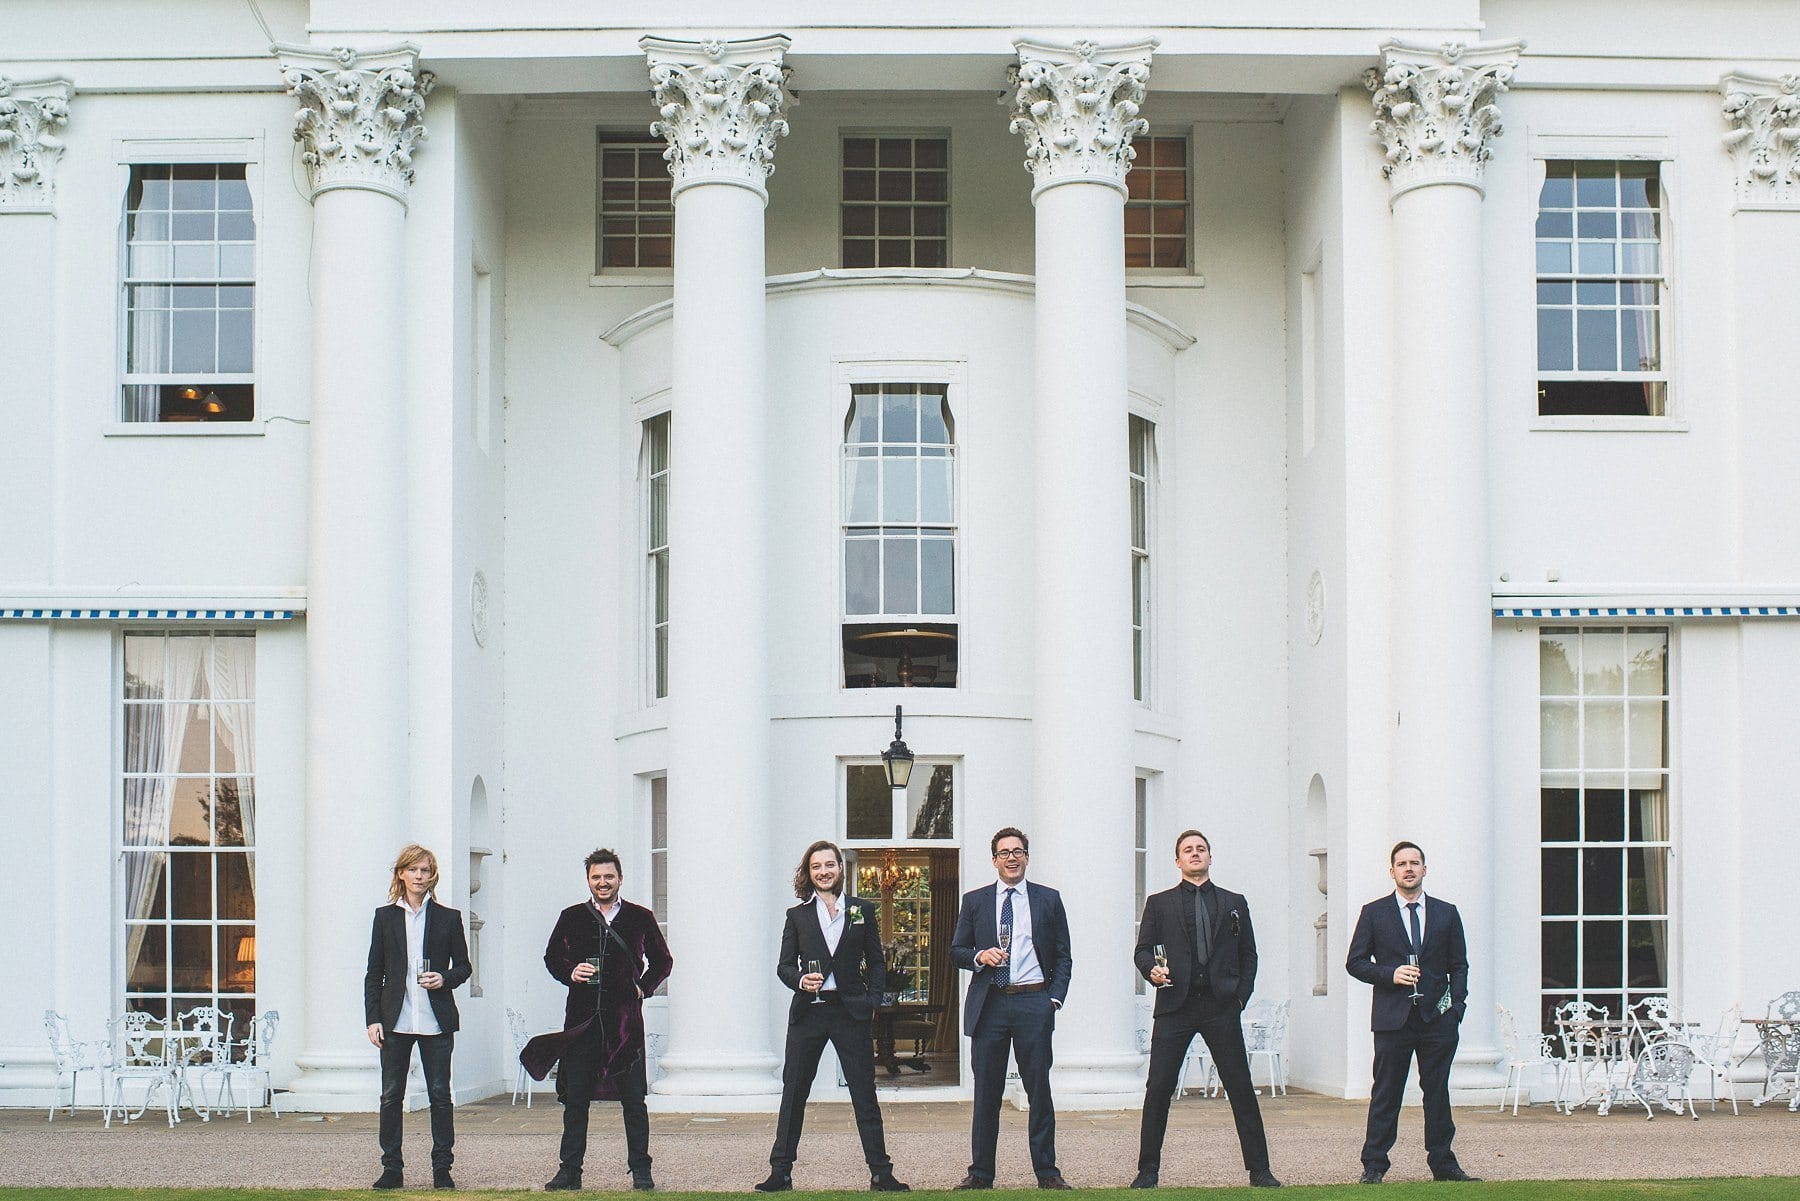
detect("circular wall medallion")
[470,570,490,647]
[1306,569,1326,646]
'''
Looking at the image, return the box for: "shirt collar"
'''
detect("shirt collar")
[395,895,430,916]
[590,897,622,918]
[811,891,845,912]
[1395,890,1428,910]
[997,878,1028,898]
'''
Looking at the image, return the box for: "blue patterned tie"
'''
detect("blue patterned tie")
[995,888,1015,989]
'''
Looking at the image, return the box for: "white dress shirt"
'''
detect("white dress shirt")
[993,878,1044,986]
[592,897,622,925]
[812,892,846,992]
[392,896,442,1036]
[1394,890,1428,951]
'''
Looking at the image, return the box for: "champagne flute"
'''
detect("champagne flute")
[998,928,1013,964]
[1152,944,1170,988]
[806,959,825,1004]
[418,957,433,985]
[1406,953,1422,1002]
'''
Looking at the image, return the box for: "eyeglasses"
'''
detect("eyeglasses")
[993,849,1028,860]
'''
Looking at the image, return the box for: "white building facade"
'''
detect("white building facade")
[4,0,1799,1112]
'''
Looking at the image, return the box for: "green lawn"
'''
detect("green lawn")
[1,1183,1795,1201]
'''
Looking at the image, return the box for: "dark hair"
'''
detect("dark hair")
[990,827,1029,857]
[1174,829,1210,855]
[793,840,845,899]
[585,847,624,875]
[1390,840,1425,866]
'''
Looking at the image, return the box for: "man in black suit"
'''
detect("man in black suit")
[1132,830,1281,1189]
[755,840,909,1193]
[949,827,1074,1190]
[1345,841,1477,1184]
[364,844,471,1191]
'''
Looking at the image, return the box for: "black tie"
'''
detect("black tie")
[995,888,1015,989]
[1407,901,1423,957]
[1193,887,1211,972]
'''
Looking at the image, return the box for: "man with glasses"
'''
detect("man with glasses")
[950,827,1074,1189]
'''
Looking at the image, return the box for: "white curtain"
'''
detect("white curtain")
[123,637,207,979]
[1638,790,1670,984]
[209,636,256,886]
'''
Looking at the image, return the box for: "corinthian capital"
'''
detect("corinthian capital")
[1008,39,1156,199]
[277,44,434,204]
[1365,39,1522,200]
[0,76,74,213]
[1722,73,1800,209]
[641,35,792,201]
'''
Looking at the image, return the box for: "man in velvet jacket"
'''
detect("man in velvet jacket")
[524,848,673,1193]
[1132,830,1280,1189]
[756,839,909,1193]
[1345,841,1475,1184]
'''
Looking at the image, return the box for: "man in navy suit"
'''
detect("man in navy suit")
[756,840,909,1193]
[364,844,472,1191]
[950,827,1074,1190]
[1345,841,1477,1184]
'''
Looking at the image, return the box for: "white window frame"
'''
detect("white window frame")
[595,131,674,278]
[646,773,669,997]
[1537,624,1676,1033]
[1129,413,1157,706]
[110,134,265,435]
[1125,126,1199,279]
[1133,774,1151,995]
[838,757,961,849]
[1527,132,1682,430]
[639,402,672,705]
[838,128,952,270]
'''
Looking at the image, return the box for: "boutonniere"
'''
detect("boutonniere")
[848,907,867,926]
[1230,910,1241,937]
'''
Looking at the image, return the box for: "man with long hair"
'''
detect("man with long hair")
[756,840,909,1193]
[526,848,673,1193]
[364,844,471,1190]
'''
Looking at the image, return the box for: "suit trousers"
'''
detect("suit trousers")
[378,1031,454,1172]
[558,1022,651,1176]
[768,994,892,1172]
[1362,1008,1461,1176]
[1138,984,1270,1173]
[969,989,1057,1182]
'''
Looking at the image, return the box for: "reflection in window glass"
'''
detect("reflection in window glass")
[597,136,673,270]
[1125,137,1187,268]
[1538,626,1669,1035]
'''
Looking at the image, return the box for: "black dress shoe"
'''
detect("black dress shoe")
[1038,1175,1075,1190]
[1130,1168,1160,1188]
[544,1167,582,1191]
[633,1172,656,1191]
[433,1169,456,1190]
[870,1170,911,1192]
[1434,1167,1482,1182]
[374,1170,404,1190]
[1359,1168,1386,1185]
[953,1175,992,1190]
[755,1172,794,1192]
[1250,1170,1283,1188]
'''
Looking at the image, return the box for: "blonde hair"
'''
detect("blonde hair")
[388,844,440,903]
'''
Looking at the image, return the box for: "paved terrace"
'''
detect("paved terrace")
[1,1093,1795,1191]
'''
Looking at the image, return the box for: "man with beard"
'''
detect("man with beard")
[756,839,909,1193]
[524,849,673,1192]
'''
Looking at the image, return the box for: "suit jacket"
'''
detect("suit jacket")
[776,894,887,1021]
[1132,881,1258,1014]
[1345,893,1469,1031]
[949,880,1072,1036]
[363,899,471,1033]
[520,900,674,1093]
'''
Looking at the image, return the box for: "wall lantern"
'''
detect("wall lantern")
[880,704,914,790]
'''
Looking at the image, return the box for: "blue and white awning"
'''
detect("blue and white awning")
[0,607,298,621]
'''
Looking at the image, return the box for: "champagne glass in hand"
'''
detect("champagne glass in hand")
[1406,953,1422,1002]
[1153,944,1170,988]
[418,957,433,985]
[997,929,1013,962]
[806,959,825,1003]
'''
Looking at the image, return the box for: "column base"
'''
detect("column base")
[1043,1050,1149,1110]
[648,1050,782,1107]
[283,1050,383,1112]
[1446,1043,1507,1107]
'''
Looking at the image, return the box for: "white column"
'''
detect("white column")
[642,34,790,1101]
[274,43,434,1110]
[1367,39,1519,1094]
[1009,38,1155,1106]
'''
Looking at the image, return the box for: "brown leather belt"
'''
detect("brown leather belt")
[1000,982,1047,995]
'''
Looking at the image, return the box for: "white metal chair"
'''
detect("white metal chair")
[507,1007,534,1106]
[1174,1031,1217,1098]
[1627,1037,1699,1120]
[43,1010,107,1121]
[103,1012,180,1128]
[1496,1004,1560,1113]
[172,1005,233,1121]
[211,1010,281,1121]
[1686,1003,1742,1115]
[645,1031,667,1086]
[1771,991,1800,1021]
[1627,996,1678,1046]
[1243,1000,1290,1096]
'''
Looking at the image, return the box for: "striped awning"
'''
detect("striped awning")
[0,607,298,621]
[1495,605,1800,619]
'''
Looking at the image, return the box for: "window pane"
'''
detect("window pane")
[1582,703,1625,770]
[1584,787,1626,843]
[1628,789,1669,843]
[219,924,256,993]
[171,309,217,373]
[1542,921,1577,988]
[1620,308,1659,372]
[920,536,954,614]
[1541,787,1579,842]
[1540,162,1574,207]
[1536,241,1572,274]
[172,924,214,993]
[905,763,954,839]
[1542,849,1578,915]
[169,850,212,919]
[1575,308,1617,371]
[1581,630,1625,695]
[918,393,950,444]
[1541,700,1578,769]
[881,458,917,523]
[1582,848,1624,915]
[845,538,879,614]
[1540,632,1578,694]
[128,922,169,992]
[846,765,893,839]
[1577,242,1616,274]
[1627,920,1667,987]
[1583,920,1623,989]
[218,307,254,373]
[883,536,918,614]
[1537,308,1573,371]
[918,457,952,524]
[845,458,879,523]
[218,854,255,920]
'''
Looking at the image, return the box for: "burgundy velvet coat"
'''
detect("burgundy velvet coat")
[520,899,673,1097]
